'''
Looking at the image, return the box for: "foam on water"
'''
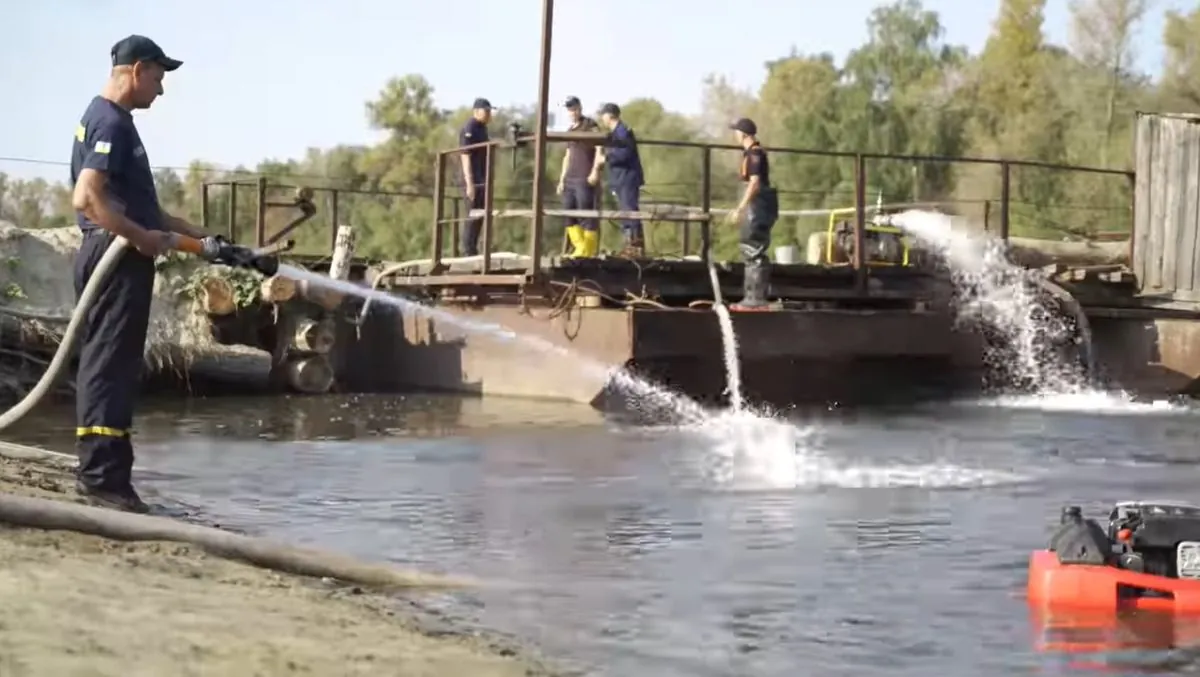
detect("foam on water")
[970,391,1185,415]
[688,408,1030,491]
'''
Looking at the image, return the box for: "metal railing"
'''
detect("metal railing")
[430,132,1135,292]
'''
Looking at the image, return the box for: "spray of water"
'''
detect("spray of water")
[279,265,707,423]
[888,210,1183,413]
[887,210,1089,393]
[713,305,744,411]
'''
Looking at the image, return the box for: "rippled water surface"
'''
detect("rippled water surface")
[10,392,1200,676]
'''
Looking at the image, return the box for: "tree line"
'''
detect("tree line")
[0,0,1193,261]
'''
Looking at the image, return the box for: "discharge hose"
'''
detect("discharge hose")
[0,235,133,432]
[0,231,263,435]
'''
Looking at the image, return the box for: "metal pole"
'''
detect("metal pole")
[528,0,554,280]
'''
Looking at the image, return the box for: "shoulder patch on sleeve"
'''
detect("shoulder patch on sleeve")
[94,141,112,154]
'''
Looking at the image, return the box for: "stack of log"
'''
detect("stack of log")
[255,225,356,395]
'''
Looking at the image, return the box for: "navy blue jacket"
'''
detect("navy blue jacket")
[70,96,163,232]
[605,122,644,188]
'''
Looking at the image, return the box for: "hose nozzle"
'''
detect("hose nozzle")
[182,235,279,276]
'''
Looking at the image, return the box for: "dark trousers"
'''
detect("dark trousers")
[74,230,156,492]
[611,182,643,242]
[738,188,780,265]
[561,181,598,232]
[461,183,485,256]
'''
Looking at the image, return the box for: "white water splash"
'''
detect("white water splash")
[687,409,1029,491]
[887,210,1089,394]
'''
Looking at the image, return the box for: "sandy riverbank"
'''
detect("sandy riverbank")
[0,452,557,677]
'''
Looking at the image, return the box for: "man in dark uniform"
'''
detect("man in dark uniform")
[726,118,778,310]
[592,103,645,258]
[557,96,601,258]
[69,35,212,512]
[458,98,494,257]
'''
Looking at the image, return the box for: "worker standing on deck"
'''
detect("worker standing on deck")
[592,103,645,258]
[557,96,602,258]
[458,98,494,257]
[726,118,778,310]
[70,35,212,513]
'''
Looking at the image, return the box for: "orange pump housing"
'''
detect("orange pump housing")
[1027,549,1200,614]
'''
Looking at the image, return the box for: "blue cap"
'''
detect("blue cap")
[472,98,493,111]
[111,35,181,71]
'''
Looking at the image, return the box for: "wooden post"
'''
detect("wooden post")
[329,225,355,282]
[300,225,356,310]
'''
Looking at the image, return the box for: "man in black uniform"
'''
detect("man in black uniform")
[69,35,211,512]
[593,103,646,258]
[556,96,601,257]
[458,98,494,257]
[726,118,778,310]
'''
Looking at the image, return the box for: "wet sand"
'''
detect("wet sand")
[0,452,557,677]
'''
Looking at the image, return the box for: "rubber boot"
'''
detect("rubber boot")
[732,264,770,311]
[564,225,584,258]
[579,229,600,257]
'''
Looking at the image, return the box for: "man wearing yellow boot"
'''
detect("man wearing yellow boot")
[557,96,601,258]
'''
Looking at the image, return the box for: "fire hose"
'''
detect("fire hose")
[0,232,279,432]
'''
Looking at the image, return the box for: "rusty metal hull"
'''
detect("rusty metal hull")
[1089,314,1200,396]
[341,301,986,410]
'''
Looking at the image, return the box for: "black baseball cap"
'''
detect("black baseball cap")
[599,102,621,117]
[472,97,494,110]
[111,35,182,71]
[563,96,581,109]
[730,118,757,135]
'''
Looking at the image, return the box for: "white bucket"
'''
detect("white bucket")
[774,245,798,264]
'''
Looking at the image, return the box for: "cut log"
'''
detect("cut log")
[185,346,274,390]
[260,275,297,304]
[298,281,344,311]
[285,355,334,394]
[198,276,236,316]
[291,318,335,354]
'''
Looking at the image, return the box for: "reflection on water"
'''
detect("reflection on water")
[8,394,1200,676]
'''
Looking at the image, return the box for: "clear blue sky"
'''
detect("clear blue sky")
[1,0,1188,182]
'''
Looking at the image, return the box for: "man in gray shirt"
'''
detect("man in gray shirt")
[557,96,601,257]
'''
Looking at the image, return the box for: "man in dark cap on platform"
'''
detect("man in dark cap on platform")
[458,97,494,257]
[557,96,602,258]
[592,103,645,258]
[69,35,211,512]
[726,117,778,310]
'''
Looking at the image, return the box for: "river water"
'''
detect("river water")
[7,392,1200,676]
